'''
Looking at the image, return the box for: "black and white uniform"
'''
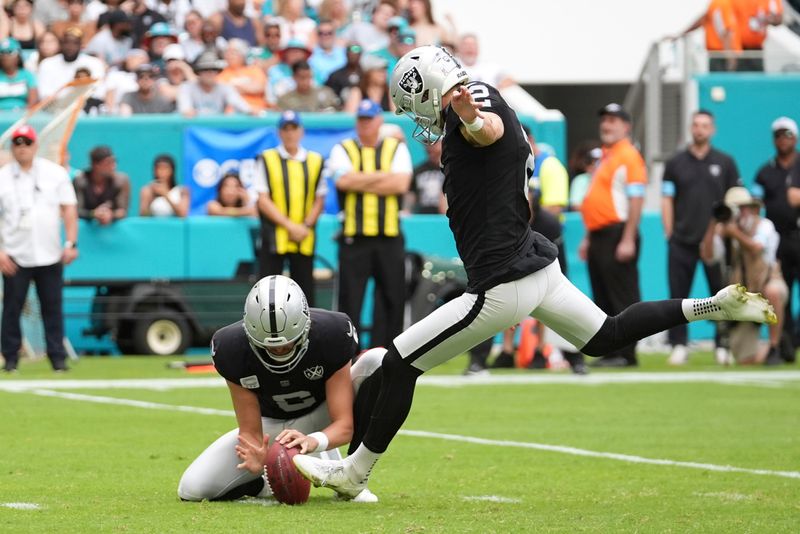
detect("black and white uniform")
[178,310,383,501]
[394,82,607,372]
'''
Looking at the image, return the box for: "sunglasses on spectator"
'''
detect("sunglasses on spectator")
[319,30,334,36]
[137,73,155,79]
[12,137,33,146]
[774,130,796,139]
[266,32,280,37]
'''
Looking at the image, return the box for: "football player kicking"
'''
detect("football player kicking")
[292,45,778,498]
[178,275,382,503]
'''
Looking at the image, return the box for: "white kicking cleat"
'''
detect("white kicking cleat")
[712,284,777,325]
[293,455,366,499]
[334,488,379,503]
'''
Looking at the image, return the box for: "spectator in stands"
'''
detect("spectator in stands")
[701,187,787,364]
[733,0,783,72]
[149,0,192,31]
[139,154,190,217]
[568,143,601,211]
[199,18,226,57]
[456,33,514,89]
[579,103,647,367]
[310,19,346,84]
[38,27,106,99]
[102,48,148,112]
[1,0,45,50]
[274,0,317,49]
[343,54,393,112]
[73,145,131,225]
[372,24,415,77]
[119,62,176,114]
[0,37,37,110]
[317,0,350,34]
[678,0,741,71]
[207,171,257,216]
[211,0,261,47]
[339,0,394,52]
[276,60,340,111]
[23,30,59,75]
[178,9,206,63]
[159,43,195,104]
[325,42,362,104]
[405,139,445,214]
[128,0,167,48]
[266,38,312,105]
[51,0,97,43]
[325,99,412,347]
[0,125,78,373]
[178,50,253,116]
[218,37,267,111]
[527,126,568,216]
[86,9,134,67]
[254,110,326,303]
[75,66,106,114]
[254,17,282,71]
[662,110,741,366]
[142,21,179,72]
[86,0,114,22]
[407,0,452,46]
[34,0,67,27]
[772,117,800,362]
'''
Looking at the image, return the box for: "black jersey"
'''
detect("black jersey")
[441,81,557,292]
[211,308,358,419]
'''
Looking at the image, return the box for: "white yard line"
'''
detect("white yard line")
[2,370,800,392]
[0,503,41,510]
[11,387,800,482]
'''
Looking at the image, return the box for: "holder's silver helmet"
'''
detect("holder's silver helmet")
[243,275,311,374]
[390,45,469,145]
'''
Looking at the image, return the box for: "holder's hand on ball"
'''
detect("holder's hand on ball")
[235,433,270,475]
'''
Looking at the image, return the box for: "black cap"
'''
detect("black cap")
[107,9,131,26]
[598,103,631,123]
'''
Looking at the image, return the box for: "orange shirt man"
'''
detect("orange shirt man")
[734,0,783,49]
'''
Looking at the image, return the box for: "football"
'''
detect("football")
[264,441,311,505]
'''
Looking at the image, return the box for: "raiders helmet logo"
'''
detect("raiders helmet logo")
[399,67,424,94]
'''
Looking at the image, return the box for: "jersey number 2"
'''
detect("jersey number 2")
[467,84,491,107]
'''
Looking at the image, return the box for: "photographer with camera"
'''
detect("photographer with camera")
[662,110,741,365]
[700,187,788,365]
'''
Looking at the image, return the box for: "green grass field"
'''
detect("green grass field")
[1,354,799,533]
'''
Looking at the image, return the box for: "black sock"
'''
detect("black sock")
[211,477,265,501]
[348,366,383,455]
[361,344,422,454]
[582,299,685,357]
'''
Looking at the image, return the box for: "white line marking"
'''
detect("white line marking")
[462,495,521,504]
[15,389,800,482]
[1,503,41,510]
[692,491,752,502]
[3,371,800,392]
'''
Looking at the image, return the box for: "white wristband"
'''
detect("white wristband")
[462,115,484,132]
[308,431,329,453]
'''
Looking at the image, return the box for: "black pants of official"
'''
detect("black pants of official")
[2,262,66,369]
[667,239,724,347]
[778,232,800,345]
[587,224,640,363]
[338,235,405,348]
[259,252,315,308]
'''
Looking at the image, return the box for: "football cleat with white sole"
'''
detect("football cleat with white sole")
[711,284,777,324]
[334,488,379,503]
[293,455,366,499]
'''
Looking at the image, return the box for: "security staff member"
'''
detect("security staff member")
[325,99,412,347]
[0,125,78,373]
[255,110,326,305]
[767,116,800,362]
[662,110,740,365]
[580,103,647,367]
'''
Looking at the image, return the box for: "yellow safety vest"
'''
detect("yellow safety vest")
[260,148,323,256]
[340,137,401,237]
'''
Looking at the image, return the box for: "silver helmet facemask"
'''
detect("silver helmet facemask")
[243,275,311,374]
[390,45,470,145]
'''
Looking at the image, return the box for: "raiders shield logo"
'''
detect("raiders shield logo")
[399,67,423,94]
[304,365,324,380]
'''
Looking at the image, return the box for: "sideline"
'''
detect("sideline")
[2,370,800,392]
[11,387,800,482]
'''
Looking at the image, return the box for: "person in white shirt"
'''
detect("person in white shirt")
[37,28,106,99]
[84,9,134,68]
[0,125,78,373]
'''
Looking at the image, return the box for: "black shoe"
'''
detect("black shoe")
[490,351,515,369]
[589,356,637,368]
[526,349,547,370]
[764,346,783,366]
[463,362,489,376]
[52,362,69,373]
[3,364,17,373]
[570,362,589,375]
[779,334,796,363]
